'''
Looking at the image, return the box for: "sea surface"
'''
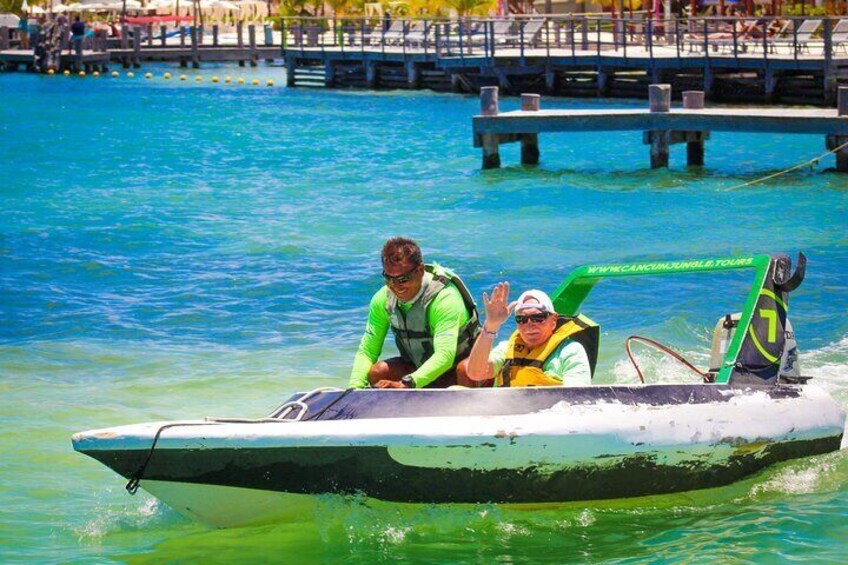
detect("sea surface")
[1,63,847,564]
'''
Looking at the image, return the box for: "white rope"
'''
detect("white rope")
[726,139,848,191]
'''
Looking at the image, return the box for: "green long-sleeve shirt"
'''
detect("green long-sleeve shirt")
[348,276,470,389]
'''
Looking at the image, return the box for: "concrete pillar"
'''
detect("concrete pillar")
[406,61,420,89]
[683,90,706,167]
[520,94,540,166]
[480,86,500,169]
[248,25,257,67]
[683,90,704,109]
[237,24,244,66]
[764,69,777,104]
[521,93,540,112]
[545,66,556,93]
[190,26,199,68]
[649,84,671,112]
[324,61,335,88]
[285,57,296,87]
[703,66,714,99]
[365,60,377,88]
[132,26,141,68]
[597,67,609,97]
[649,84,671,168]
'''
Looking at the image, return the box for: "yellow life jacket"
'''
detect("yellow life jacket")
[497,315,599,388]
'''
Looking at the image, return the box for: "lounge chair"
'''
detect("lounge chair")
[502,19,544,48]
[404,20,429,48]
[372,20,405,47]
[832,19,848,55]
[490,20,515,45]
[768,19,822,54]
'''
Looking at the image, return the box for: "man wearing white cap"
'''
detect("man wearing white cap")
[463,282,592,387]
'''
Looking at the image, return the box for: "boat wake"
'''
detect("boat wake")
[75,492,176,543]
[800,335,848,448]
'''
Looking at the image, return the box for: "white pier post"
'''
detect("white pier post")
[520,93,541,166]
[480,86,500,169]
[648,84,671,168]
[683,90,706,167]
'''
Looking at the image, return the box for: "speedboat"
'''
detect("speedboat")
[72,253,845,528]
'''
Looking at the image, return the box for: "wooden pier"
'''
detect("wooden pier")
[472,85,848,171]
[3,15,848,105]
[0,48,109,72]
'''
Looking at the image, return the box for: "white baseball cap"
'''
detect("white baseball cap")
[513,289,555,314]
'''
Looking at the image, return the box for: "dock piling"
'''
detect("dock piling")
[132,27,141,68]
[365,60,377,88]
[520,94,541,166]
[406,61,420,89]
[480,86,500,169]
[190,26,199,68]
[648,84,671,168]
[285,56,296,87]
[324,61,335,87]
[248,25,258,67]
[683,91,707,167]
[237,24,244,66]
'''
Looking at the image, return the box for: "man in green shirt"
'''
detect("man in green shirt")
[348,237,480,389]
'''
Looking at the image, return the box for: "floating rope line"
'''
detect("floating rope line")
[726,139,848,191]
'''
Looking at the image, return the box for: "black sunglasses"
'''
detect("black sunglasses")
[383,264,420,285]
[515,312,551,325]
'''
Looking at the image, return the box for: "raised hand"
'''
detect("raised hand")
[482,282,512,332]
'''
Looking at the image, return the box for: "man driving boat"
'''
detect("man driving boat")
[463,282,594,387]
[348,237,480,389]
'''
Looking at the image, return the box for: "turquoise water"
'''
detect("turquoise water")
[2,63,847,563]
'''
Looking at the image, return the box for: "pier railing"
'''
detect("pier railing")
[5,15,845,64]
[277,15,848,63]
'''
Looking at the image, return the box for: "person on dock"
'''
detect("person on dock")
[70,16,85,55]
[28,15,42,55]
[18,10,29,49]
[348,237,480,389]
[462,283,595,387]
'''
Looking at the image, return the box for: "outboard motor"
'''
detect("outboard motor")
[727,251,807,385]
[710,312,802,382]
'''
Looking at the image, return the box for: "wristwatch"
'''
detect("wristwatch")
[400,375,415,389]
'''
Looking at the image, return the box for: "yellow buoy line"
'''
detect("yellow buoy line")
[52,69,277,86]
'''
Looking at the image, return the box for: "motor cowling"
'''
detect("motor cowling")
[709,312,802,383]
